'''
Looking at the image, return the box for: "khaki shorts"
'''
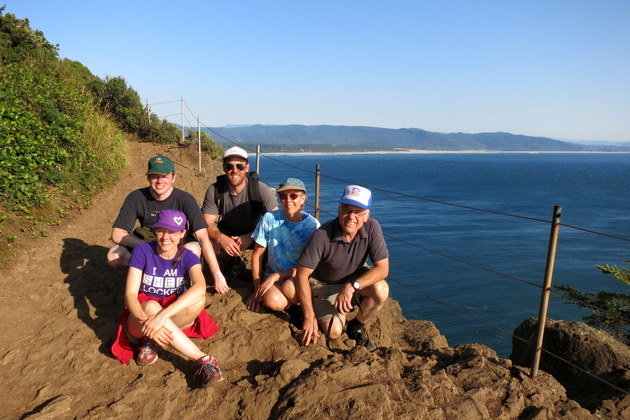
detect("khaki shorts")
[309,266,370,323]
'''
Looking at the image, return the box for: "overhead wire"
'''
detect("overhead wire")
[200,100,628,393]
[148,99,180,106]
[166,98,630,378]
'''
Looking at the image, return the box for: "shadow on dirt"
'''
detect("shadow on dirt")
[61,238,125,357]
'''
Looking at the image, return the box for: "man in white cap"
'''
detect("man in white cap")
[202,146,278,259]
[295,185,389,350]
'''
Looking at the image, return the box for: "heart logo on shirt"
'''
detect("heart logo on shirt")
[174,217,184,226]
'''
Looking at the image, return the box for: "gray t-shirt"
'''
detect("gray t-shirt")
[298,218,389,284]
[202,177,277,236]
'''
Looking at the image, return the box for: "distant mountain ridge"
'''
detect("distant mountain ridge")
[203,124,630,153]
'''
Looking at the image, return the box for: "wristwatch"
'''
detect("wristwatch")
[351,281,361,291]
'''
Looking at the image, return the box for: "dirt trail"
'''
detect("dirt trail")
[0,140,228,417]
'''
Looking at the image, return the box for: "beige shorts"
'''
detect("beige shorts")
[309,266,369,323]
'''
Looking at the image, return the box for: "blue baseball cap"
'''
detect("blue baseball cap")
[277,177,306,193]
[339,185,372,210]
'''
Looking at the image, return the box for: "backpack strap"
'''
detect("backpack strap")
[213,174,227,216]
[246,172,264,215]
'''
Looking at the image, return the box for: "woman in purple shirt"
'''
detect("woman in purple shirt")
[111,209,223,387]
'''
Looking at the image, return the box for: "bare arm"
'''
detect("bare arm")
[111,227,145,248]
[124,266,146,321]
[296,264,319,346]
[355,258,389,289]
[250,243,265,289]
[193,227,229,294]
[142,263,206,339]
[246,244,267,312]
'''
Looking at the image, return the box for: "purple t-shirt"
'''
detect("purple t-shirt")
[129,242,201,297]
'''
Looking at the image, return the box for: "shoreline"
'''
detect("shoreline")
[263,149,630,156]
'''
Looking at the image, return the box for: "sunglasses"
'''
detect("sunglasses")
[279,192,301,201]
[224,163,247,172]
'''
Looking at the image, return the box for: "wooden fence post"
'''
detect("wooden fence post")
[530,204,563,377]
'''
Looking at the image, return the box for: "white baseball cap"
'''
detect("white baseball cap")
[223,146,248,161]
[339,185,372,210]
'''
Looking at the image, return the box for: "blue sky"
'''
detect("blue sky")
[7,1,630,142]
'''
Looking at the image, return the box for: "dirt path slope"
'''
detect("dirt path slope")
[0,140,222,417]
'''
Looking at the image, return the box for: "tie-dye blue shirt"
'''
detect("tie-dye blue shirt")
[252,210,320,277]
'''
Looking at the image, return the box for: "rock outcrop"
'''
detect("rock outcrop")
[511,318,630,418]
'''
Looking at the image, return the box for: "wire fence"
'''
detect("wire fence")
[150,96,630,395]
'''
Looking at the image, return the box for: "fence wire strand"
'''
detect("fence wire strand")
[159,98,630,395]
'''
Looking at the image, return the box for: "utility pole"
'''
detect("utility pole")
[197,115,202,172]
[146,100,150,124]
[180,96,185,143]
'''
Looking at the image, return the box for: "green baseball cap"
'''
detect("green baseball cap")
[146,155,175,175]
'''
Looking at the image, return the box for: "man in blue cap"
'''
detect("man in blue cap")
[107,155,229,293]
[295,185,390,350]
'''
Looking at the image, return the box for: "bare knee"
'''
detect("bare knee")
[184,241,201,257]
[239,234,254,251]
[189,294,206,313]
[262,289,288,311]
[281,279,298,304]
[365,280,389,303]
[141,300,163,315]
[321,317,344,339]
[107,245,130,269]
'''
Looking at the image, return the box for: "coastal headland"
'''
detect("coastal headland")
[0,140,627,419]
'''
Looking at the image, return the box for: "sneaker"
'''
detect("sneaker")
[197,354,224,387]
[137,338,158,366]
[346,319,376,351]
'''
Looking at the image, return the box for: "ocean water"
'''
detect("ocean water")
[253,153,630,357]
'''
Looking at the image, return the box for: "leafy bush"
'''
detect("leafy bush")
[0,59,86,211]
[95,76,145,134]
[185,129,224,160]
[140,117,181,143]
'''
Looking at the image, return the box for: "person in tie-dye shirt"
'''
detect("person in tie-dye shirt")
[247,178,320,313]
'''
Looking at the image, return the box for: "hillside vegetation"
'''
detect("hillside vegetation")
[0,7,222,264]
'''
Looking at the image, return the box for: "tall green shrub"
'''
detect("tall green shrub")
[0,60,86,211]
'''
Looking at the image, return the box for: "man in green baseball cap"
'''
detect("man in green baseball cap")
[146,155,175,175]
[107,154,229,293]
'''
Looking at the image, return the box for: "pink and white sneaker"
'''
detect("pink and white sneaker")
[197,354,224,387]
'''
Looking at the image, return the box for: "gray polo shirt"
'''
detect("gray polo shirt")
[299,217,388,284]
